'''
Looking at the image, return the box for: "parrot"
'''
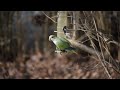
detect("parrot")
[63,26,72,39]
[49,35,78,55]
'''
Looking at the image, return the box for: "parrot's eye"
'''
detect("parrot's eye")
[51,35,55,38]
[50,36,54,39]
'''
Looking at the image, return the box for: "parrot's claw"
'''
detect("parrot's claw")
[55,50,68,55]
[55,50,62,54]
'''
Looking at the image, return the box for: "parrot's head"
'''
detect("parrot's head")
[49,35,56,41]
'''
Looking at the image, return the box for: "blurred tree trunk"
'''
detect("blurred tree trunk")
[110,11,119,60]
[98,11,105,30]
[72,11,80,40]
[43,12,49,52]
[14,11,26,57]
[57,11,67,37]
[95,11,110,32]
[0,11,17,61]
[118,12,120,60]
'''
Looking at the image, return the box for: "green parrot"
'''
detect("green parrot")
[49,35,78,54]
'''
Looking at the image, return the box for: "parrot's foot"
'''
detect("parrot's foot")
[60,50,68,54]
[55,50,63,55]
[55,50,61,53]
[61,50,67,53]
[55,50,68,55]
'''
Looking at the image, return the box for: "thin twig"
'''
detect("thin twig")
[42,11,57,23]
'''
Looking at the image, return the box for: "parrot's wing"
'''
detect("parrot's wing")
[58,37,70,44]
[58,36,75,49]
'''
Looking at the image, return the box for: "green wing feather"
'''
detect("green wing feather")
[58,37,78,55]
[58,37,70,44]
[52,37,70,50]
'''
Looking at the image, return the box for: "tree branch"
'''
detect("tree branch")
[68,39,120,74]
[42,11,57,23]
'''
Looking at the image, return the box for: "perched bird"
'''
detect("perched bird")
[63,26,72,39]
[49,35,78,54]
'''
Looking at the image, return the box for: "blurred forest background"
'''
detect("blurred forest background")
[0,11,120,79]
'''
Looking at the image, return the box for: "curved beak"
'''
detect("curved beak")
[49,35,52,41]
[49,35,55,41]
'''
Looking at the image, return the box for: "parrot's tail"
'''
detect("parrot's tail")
[67,47,76,50]
[72,50,79,55]
[66,47,78,55]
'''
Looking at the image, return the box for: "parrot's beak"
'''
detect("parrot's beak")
[49,35,52,41]
[49,35,55,41]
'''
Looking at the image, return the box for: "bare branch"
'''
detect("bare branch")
[92,14,112,79]
[42,11,57,23]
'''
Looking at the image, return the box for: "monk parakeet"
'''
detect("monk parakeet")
[49,35,78,54]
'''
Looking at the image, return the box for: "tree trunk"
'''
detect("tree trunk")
[57,11,67,37]
[72,11,80,40]
[43,12,49,52]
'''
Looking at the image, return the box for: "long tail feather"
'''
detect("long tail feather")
[72,50,79,55]
[65,47,78,55]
